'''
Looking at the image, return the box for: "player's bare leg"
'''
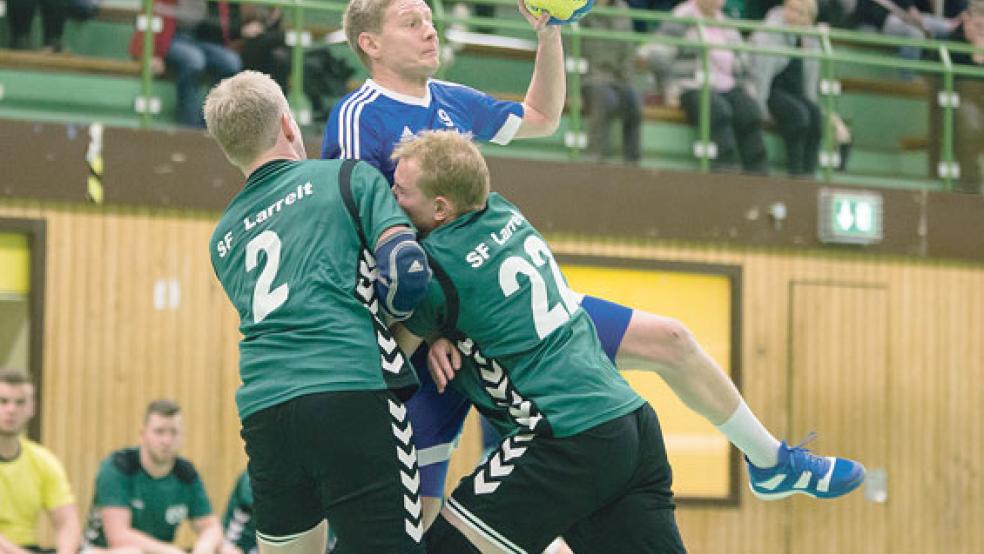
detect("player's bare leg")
[257,520,327,554]
[422,497,443,529]
[616,312,743,425]
[616,309,864,499]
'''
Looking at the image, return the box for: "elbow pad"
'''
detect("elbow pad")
[374,230,432,320]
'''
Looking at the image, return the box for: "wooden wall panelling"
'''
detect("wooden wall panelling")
[788,283,889,554]
[1,200,982,553]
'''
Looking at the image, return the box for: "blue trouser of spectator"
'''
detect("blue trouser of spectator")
[166,32,242,127]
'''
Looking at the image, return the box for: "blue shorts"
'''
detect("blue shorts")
[407,295,634,497]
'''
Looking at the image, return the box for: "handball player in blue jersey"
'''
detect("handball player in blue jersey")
[324,0,865,529]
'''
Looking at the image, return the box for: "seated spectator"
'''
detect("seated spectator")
[233,6,290,92]
[653,0,768,173]
[227,5,354,122]
[129,0,242,127]
[628,0,684,32]
[0,370,80,554]
[220,471,255,554]
[5,0,98,52]
[857,0,963,69]
[941,0,984,193]
[750,0,822,176]
[580,0,643,165]
[82,399,231,554]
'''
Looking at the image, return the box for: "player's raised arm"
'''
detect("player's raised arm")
[515,0,566,139]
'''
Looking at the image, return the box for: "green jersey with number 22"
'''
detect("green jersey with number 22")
[405,193,644,438]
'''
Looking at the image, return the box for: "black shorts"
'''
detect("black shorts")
[241,390,425,554]
[437,404,686,553]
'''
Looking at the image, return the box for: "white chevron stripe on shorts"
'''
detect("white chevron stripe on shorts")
[388,398,422,543]
[447,497,527,554]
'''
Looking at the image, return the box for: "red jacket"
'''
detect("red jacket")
[128,0,178,59]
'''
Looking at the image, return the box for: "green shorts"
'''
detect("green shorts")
[242,390,425,553]
[436,403,686,553]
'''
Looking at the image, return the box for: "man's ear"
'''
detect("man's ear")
[281,112,295,141]
[433,196,456,223]
[358,31,382,62]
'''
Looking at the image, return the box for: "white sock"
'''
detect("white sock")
[715,400,781,468]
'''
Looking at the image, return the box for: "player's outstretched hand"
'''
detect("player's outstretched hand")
[517,0,551,31]
[428,338,461,393]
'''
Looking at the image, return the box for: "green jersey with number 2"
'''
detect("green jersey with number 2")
[210,159,418,420]
[405,193,644,438]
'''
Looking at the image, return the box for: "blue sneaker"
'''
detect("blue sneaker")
[747,433,865,500]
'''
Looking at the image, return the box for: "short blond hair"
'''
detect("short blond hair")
[344,0,396,69]
[204,71,288,168]
[392,130,490,215]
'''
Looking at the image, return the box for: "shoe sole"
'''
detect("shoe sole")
[749,470,866,501]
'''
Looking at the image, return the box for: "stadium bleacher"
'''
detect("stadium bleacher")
[0,0,979,186]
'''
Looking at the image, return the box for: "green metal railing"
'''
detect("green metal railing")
[133,0,984,188]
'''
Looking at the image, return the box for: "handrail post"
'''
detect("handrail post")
[288,1,312,126]
[431,0,450,79]
[568,24,583,160]
[140,0,155,129]
[696,21,711,172]
[820,29,835,182]
[938,45,955,192]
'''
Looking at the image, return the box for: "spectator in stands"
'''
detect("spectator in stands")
[233,6,290,92]
[580,0,643,164]
[857,0,963,71]
[944,0,984,193]
[225,5,354,122]
[653,0,768,173]
[82,399,231,554]
[5,0,98,52]
[129,0,242,127]
[0,369,80,554]
[628,0,683,32]
[221,471,255,554]
[750,0,823,176]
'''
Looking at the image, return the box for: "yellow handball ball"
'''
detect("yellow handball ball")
[523,0,595,25]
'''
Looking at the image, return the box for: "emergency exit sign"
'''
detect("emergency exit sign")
[818,189,883,245]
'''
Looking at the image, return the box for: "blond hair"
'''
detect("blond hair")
[204,71,288,168]
[785,0,817,21]
[344,0,396,69]
[392,130,490,215]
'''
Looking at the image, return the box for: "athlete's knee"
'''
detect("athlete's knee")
[625,313,699,370]
[424,514,481,553]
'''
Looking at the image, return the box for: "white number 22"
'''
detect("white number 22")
[498,236,579,339]
[245,230,289,323]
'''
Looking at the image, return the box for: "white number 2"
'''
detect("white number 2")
[498,236,578,339]
[245,230,289,323]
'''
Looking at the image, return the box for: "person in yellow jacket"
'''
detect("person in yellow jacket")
[0,369,79,554]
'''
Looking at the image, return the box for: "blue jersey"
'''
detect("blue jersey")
[321,79,524,183]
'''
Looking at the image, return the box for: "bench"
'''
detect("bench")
[0,49,140,76]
